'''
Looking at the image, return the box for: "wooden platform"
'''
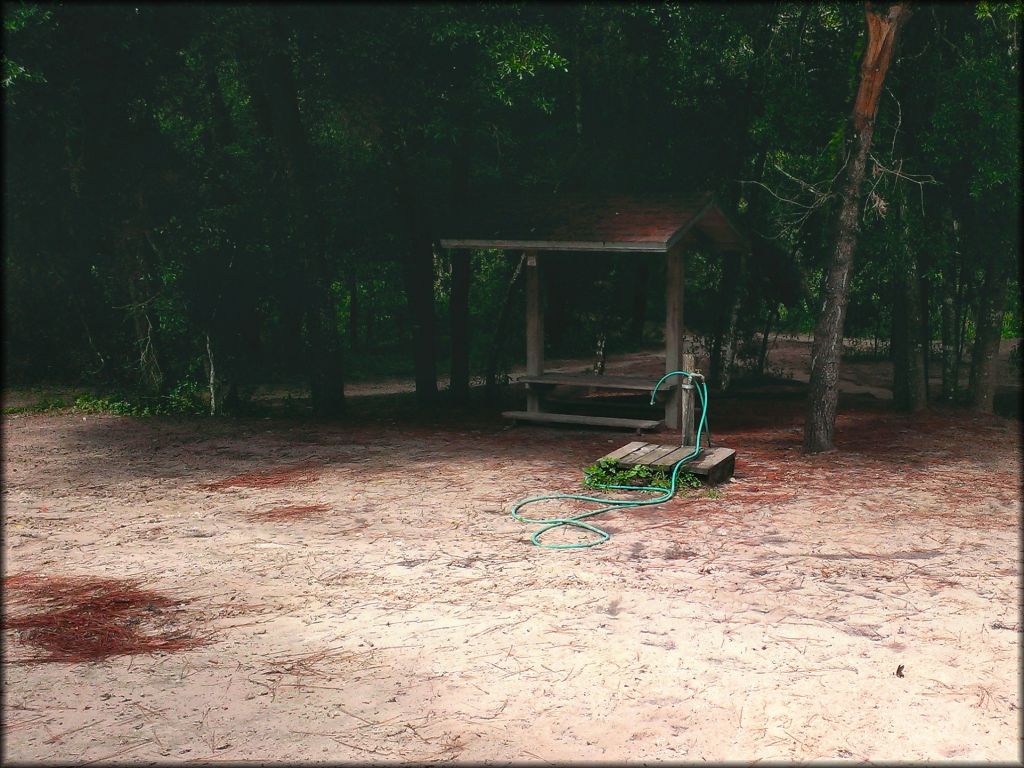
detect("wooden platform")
[598,441,736,485]
[501,411,663,432]
[519,374,668,394]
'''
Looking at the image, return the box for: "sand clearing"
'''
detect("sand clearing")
[3,340,1020,762]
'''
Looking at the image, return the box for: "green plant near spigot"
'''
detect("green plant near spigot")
[583,458,700,491]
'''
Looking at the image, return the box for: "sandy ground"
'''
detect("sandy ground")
[2,338,1021,763]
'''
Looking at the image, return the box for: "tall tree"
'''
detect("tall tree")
[804,1,912,453]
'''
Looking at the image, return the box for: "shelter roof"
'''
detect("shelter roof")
[439,191,748,253]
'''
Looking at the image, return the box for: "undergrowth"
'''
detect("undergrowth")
[583,458,701,491]
[3,381,207,417]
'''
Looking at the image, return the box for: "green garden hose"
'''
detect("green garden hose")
[511,372,710,549]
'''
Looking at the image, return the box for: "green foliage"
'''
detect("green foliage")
[2,4,53,93]
[73,394,140,416]
[163,380,207,415]
[2,397,67,415]
[584,459,670,490]
[70,379,206,417]
[583,458,700,491]
[1,3,1019,412]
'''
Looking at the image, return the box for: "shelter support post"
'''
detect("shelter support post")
[525,249,544,413]
[664,245,684,430]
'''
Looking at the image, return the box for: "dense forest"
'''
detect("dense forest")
[3,3,1020,435]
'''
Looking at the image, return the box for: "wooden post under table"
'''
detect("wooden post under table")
[664,245,684,430]
[525,249,543,413]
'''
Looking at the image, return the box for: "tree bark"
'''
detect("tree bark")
[940,279,957,401]
[260,15,345,416]
[891,266,927,411]
[969,244,1009,411]
[918,259,931,404]
[449,249,471,404]
[940,224,963,401]
[804,1,911,452]
[394,145,439,406]
[892,195,927,412]
[448,131,472,405]
[206,332,218,416]
[347,274,360,353]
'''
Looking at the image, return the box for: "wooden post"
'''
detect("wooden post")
[525,249,544,413]
[664,245,684,430]
[681,352,696,446]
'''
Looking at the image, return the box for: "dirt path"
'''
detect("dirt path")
[3,357,1020,762]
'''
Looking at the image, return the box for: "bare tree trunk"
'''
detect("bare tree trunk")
[892,195,927,412]
[206,332,217,416]
[449,249,471,404]
[260,14,345,416]
[918,261,931,404]
[448,133,472,405]
[956,270,976,393]
[394,146,439,407]
[365,283,375,351]
[804,1,911,452]
[940,272,957,402]
[348,274,360,353]
[892,265,927,411]
[969,245,1009,411]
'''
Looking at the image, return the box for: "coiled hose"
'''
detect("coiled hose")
[510,372,709,549]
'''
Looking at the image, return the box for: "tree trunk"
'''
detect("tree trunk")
[918,260,931,404]
[804,1,911,452]
[892,195,927,412]
[448,131,472,405]
[401,240,440,406]
[449,249,471,404]
[348,274,360,353]
[969,245,1008,411]
[394,146,439,407]
[206,332,218,416]
[891,265,926,411]
[364,283,375,351]
[260,15,345,416]
[940,269,958,402]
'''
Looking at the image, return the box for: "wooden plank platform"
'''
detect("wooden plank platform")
[597,442,736,485]
[519,374,666,393]
[501,411,663,431]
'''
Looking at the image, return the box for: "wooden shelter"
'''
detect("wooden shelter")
[440,192,749,432]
